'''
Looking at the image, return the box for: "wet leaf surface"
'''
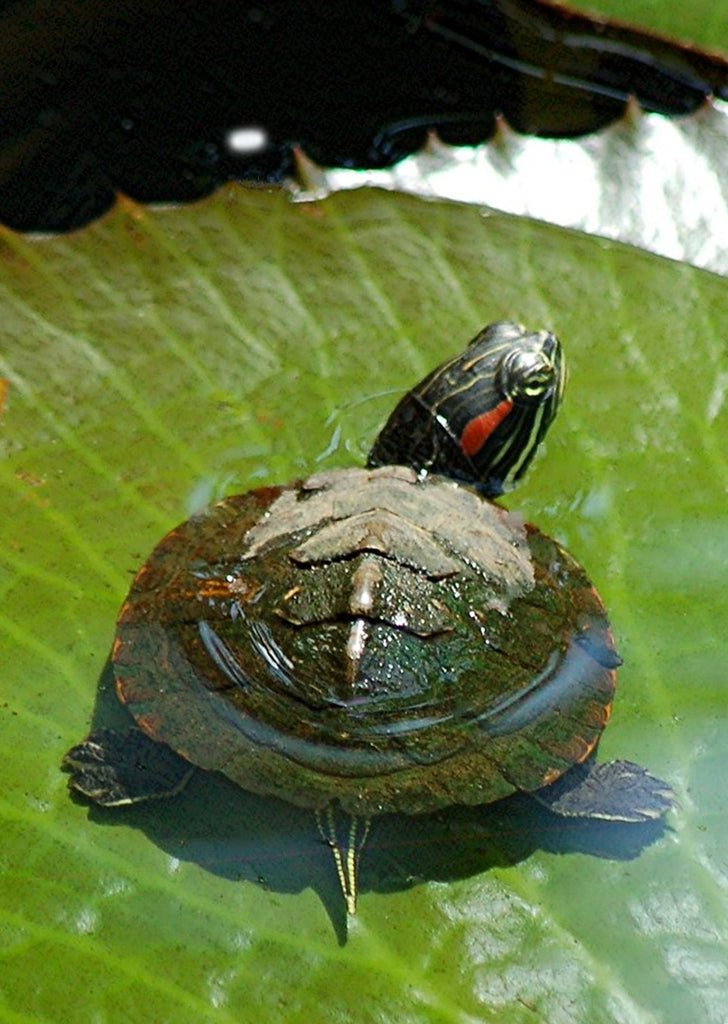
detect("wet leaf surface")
[1,187,727,1022]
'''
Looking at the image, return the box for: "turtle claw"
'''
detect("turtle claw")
[63,728,193,806]
[533,759,675,822]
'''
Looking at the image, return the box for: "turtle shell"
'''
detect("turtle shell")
[112,463,617,817]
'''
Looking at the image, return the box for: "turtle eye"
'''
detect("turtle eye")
[498,336,558,404]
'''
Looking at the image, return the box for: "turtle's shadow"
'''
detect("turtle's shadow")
[70,660,669,944]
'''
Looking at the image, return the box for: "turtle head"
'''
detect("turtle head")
[367,321,565,496]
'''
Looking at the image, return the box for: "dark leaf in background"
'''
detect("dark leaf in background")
[1,0,728,232]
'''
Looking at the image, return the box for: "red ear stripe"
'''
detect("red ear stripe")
[459,399,514,456]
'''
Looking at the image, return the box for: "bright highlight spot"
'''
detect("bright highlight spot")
[226,126,269,154]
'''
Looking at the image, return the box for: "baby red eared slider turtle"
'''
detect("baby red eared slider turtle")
[64,321,673,914]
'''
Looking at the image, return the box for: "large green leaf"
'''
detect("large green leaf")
[1,187,727,1022]
[570,0,726,50]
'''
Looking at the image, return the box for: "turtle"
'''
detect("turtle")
[63,321,673,914]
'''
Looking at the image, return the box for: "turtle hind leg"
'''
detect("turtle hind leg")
[532,759,674,823]
[62,728,193,807]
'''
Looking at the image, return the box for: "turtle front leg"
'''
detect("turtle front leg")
[315,806,371,915]
[62,728,193,806]
[532,759,674,822]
